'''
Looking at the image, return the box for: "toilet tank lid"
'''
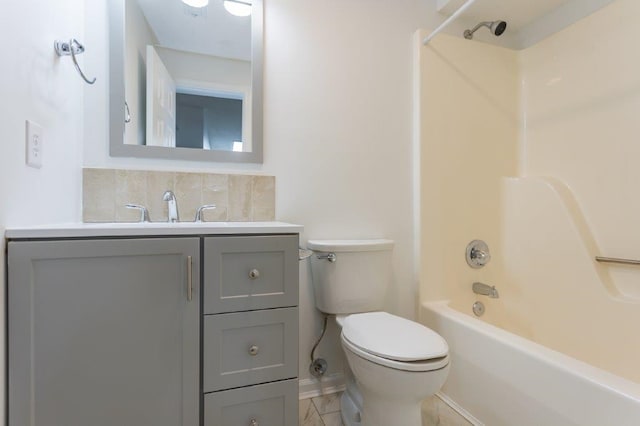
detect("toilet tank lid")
[307,239,394,252]
[342,312,448,362]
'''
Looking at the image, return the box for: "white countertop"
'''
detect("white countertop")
[5,222,303,239]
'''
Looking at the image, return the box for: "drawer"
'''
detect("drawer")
[204,379,298,426]
[203,307,298,392]
[204,235,298,314]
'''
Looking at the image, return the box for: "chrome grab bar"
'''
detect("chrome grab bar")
[595,256,640,266]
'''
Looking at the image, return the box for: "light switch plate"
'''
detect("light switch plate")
[25,120,43,168]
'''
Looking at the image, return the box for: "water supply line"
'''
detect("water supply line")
[299,246,329,377]
[309,314,329,377]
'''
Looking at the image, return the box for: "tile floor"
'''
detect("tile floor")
[299,393,472,426]
[299,392,343,426]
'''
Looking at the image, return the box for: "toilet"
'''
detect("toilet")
[308,239,450,426]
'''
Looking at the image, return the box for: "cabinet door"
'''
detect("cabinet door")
[8,238,200,426]
[204,235,298,313]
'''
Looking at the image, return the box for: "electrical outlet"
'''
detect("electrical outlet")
[25,120,43,168]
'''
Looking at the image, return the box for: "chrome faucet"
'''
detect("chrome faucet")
[162,190,179,223]
[472,282,499,298]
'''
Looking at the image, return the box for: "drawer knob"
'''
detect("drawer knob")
[249,269,260,279]
[249,345,259,356]
[250,420,259,426]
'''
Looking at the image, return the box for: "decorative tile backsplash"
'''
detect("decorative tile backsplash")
[83,168,275,223]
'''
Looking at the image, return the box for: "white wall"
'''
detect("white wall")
[265,0,438,384]
[84,0,453,386]
[0,0,86,421]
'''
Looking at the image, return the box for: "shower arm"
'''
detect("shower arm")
[423,0,478,45]
[466,21,491,36]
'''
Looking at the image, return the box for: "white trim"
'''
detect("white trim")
[298,373,346,400]
[423,0,477,44]
[436,392,484,426]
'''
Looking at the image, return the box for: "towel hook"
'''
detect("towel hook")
[54,39,96,85]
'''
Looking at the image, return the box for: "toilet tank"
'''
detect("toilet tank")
[307,239,394,314]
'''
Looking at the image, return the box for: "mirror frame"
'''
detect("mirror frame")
[108,0,263,163]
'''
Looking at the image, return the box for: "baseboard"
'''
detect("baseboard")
[436,392,484,426]
[298,373,346,400]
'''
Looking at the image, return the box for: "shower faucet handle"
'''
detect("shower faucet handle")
[466,240,491,268]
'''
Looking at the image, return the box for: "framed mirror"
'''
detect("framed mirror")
[109,0,263,163]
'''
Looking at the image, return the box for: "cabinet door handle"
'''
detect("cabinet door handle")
[187,256,193,301]
[249,268,260,280]
[250,419,259,426]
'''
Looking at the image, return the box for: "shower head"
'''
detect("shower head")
[463,20,507,40]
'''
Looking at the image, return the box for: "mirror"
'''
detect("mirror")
[109,0,263,163]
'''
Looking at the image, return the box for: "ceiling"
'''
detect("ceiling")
[435,0,618,49]
[437,0,574,33]
[135,0,252,61]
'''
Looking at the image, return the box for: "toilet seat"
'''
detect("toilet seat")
[341,334,449,372]
[340,311,449,372]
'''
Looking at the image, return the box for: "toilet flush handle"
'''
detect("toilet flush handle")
[316,253,337,263]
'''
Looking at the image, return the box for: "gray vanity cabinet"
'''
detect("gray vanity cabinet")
[7,238,200,426]
[7,232,300,426]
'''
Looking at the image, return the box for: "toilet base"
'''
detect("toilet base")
[342,342,449,426]
[340,391,361,426]
[360,390,423,426]
[340,356,363,426]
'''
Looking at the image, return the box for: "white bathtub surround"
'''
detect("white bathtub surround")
[416,30,519,306]
[417,0,640,422]
[520,0,640,302]
[421,301,640,425]
[83,168,275,223]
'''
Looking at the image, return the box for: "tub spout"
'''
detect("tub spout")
[472,282,499,298]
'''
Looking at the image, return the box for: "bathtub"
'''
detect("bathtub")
[420,301,640,425]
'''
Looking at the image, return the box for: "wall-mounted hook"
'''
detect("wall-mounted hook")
[54,39,96,85]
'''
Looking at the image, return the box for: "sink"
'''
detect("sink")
[5,222,304,239]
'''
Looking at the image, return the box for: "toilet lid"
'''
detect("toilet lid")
[342,312,448,362]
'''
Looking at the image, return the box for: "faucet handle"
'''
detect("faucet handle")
[125,204,151,223]
[194,205,217,222]
[466,240,491,268]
